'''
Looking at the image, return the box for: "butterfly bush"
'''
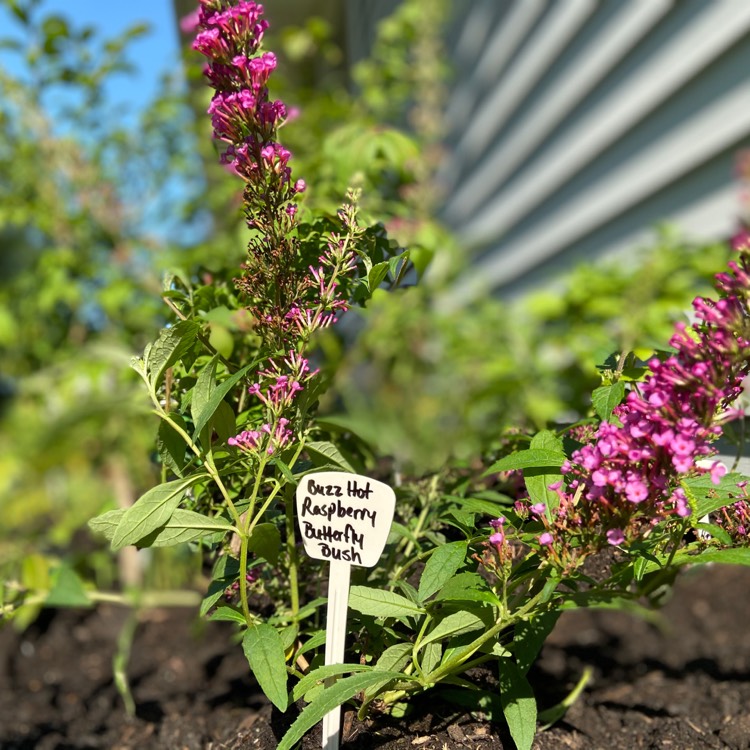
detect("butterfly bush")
[80,4,750,743]
[520,238,750,568]
[193,0,361,457]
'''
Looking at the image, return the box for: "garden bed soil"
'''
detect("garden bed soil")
[2,564,750,749]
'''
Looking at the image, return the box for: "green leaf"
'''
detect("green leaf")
[146,320,201,390]
[388,249,410,280]
[418,541,467,602]
[637,545,750,576]
[271,456,296,484]
[88,508,126,541]
[364,643,413,700]
[389,521,420,547]
[373,642,413,672]
[305,441,355,473]
[694,523,732,545]
[440,688,502,720]
[243,624,289,712]
[558,593,659,623]
[680,547,750,567]
[444,508,476,534]
[209,606,247,625]
[248,523,281,565]
[292,663,373,701]
[292,596,328,621]
[366,260,391,292]
[279,672,406,750]
[46,566,91,607]
[530,430,563,453]
[484,448,565,475]
[420,642,442,675]
[682,472,746,517]
[433,572,500,605]
[141,509,234,548]
[42,14,69,41]
[591,381,625,422]
[192,361,256,438]
[209,399,236,445]
[525,432,564,515]
[279,624,299,652]
[450,495,513,518]
[200,556,240,617]
[191,355,219,425]
[8,1,29,23]
[348,586,425,618]
[421,609,486,648]
[130,354,147,380]
[498,659,537,750]
[157,414,188,476]
[393,579,419,603]
[294,630,327,659]
[111,476,204,551]
[512,611,560,674]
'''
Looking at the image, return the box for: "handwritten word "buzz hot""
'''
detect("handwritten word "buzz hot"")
[300,495,377,528]
[306,477,374,500]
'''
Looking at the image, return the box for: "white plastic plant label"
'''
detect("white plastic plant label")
[295,471,396,568]
[295,471,396,750]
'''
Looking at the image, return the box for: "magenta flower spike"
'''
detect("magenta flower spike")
[192,1,363,457]
[537,240,750,561]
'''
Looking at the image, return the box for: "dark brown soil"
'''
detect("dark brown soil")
[2,564,749,749]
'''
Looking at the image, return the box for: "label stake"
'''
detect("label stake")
[295,471,396,750]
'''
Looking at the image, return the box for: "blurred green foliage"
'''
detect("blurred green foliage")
[0,0,206,610]
[330,234,731,473]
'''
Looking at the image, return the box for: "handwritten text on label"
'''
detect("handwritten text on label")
[295,472,396,568]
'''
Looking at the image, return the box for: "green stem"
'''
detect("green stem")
[242,454,270,531]
[151,405,242,528]
[426,617,509,686]
[411,615,433,682]
[283,440,307,618]
[454,653,495,674]
[425,588,548,685]
[392,481,437,581]
[238,439,307,624]
[16,589,202,611]
[286,486,300,617]
[239,526,252,624]
[238,453,270,624]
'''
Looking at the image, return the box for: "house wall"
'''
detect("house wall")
[347,0,750,302]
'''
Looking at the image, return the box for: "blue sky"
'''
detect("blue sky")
[0,1,204,242]
[0,0,182,115]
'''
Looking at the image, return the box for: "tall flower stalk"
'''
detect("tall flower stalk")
[192,0,365,621]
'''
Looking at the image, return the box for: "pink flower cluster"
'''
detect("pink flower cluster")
[193,1,294,192]
[717,496,749,542]
[488,516,506,548]
[228,351,313,456]
[285,233,359,336]
[193,1,361,348]
[541,241,750,553]
[228,419,291,454]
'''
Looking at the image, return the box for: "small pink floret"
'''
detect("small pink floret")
[606,528,625,546]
